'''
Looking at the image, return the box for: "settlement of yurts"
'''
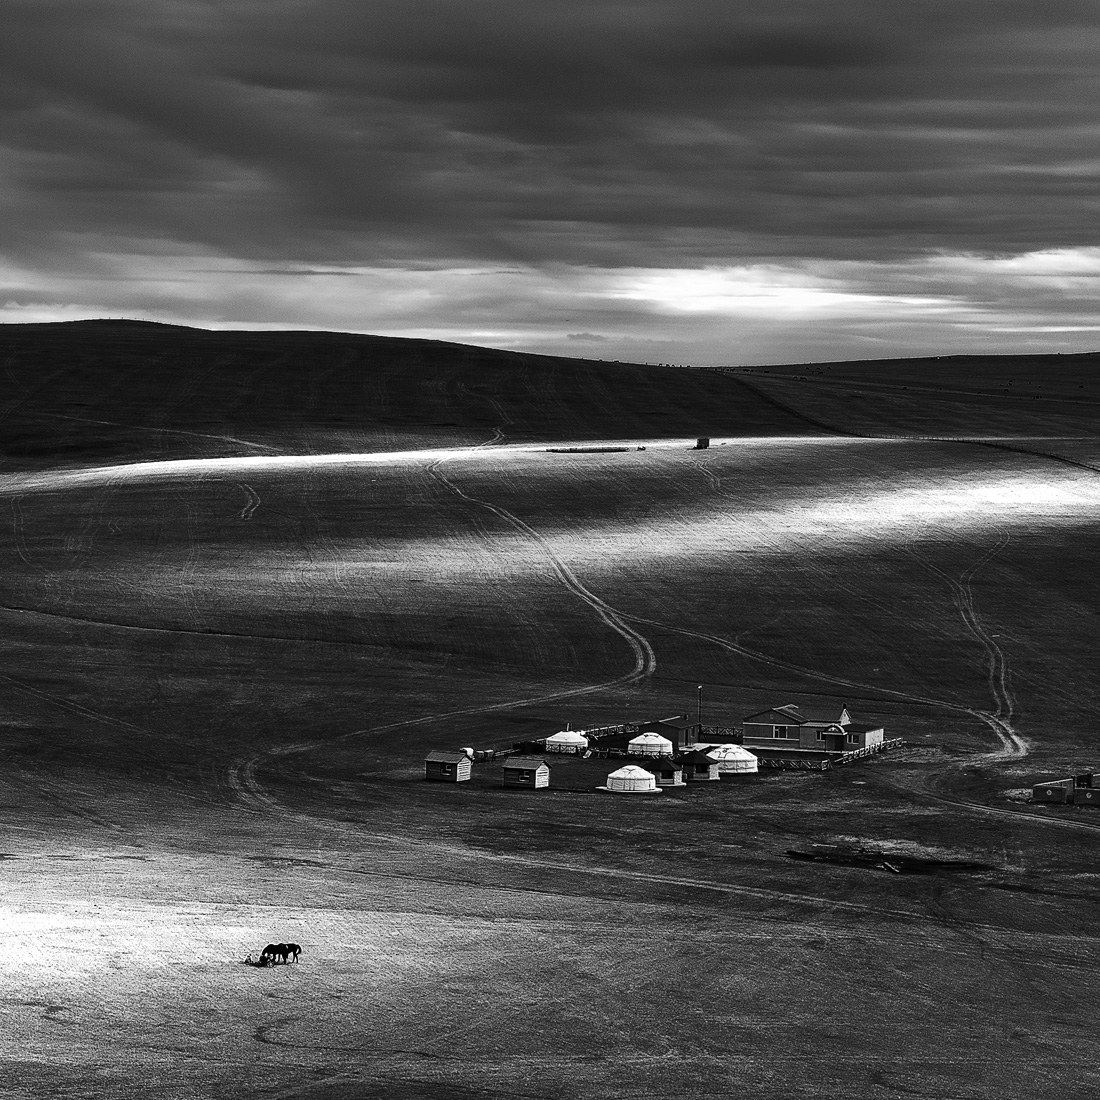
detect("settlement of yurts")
[424,701,902,794]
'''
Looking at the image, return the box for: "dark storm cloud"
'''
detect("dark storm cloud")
[2,0,1100,359]
[2,0,1098,267]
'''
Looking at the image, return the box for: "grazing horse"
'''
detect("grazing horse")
[259,942,301,964]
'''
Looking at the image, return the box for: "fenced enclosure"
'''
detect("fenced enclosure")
[834,738,905,764]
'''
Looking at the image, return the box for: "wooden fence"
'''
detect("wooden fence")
[583,723,631,741]
[699,725,742,740]
[833,738,905,765]
[756,757,833,772]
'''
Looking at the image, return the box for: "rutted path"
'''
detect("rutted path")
[902,530,1026,761]
[426,456,657,687]
[618,608,1019,755]
[236,482,262,520]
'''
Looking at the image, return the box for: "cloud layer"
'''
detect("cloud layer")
[2,0,1099,361]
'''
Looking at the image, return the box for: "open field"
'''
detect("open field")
[2,321,1100,1098]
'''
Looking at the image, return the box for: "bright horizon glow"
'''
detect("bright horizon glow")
[4,247,1100,366]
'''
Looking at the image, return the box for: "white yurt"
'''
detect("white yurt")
[602,765,661,794]
[627,732,675,757]
[704,744,759,774]
[544,729,590,753]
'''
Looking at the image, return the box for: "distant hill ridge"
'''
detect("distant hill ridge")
[0,321,811,469]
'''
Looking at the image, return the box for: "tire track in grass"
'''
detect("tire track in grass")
[616,609,1024,761]
[425,456,656,686]
[237,483,261,520]
[225,623,659,818]
[678,389,1032,764]
[10,495,61,604]
[225,446,660,812]
[687,451,722,491]
[36,411,278,454]
[10,496,32,566]
[455,379,513,446]
[902,529,1026,760]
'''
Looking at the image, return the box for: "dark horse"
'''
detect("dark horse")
[259,942,302,964]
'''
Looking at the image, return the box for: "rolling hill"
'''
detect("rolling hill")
[1,321,1099,1100]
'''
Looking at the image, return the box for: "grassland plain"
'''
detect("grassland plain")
[1,321,1099,1098]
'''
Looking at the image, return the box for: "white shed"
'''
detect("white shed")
[703,744,759,774]
[601,765,661,794]
[544,730,589,753]
[627,732,674,757]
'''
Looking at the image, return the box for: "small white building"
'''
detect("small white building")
[628,732,674,757]
[544,730,589,753]
[700,744,759,775]
[601,765,661,794]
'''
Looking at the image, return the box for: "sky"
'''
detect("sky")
[2,0,1100,364]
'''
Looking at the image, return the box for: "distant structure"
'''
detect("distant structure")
[628,731,675,757]
[424,750,472,783]
[638,716,698,755]
[703,743,759,775]
[503,756,550,789]
[678,748,721,781]
[694,437,710,449]
[544,729,589,754]
[601,765,661,794]
[741,703,884,752]
[1032,772,1100,805]
[644,758,685,787]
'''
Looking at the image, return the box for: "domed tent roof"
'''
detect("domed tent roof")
[602,765,661,793]
[627,732,674,756]
[704,744,758,773]
[545,730,589,750]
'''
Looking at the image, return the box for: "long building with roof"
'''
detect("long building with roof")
[741,703,884,752]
